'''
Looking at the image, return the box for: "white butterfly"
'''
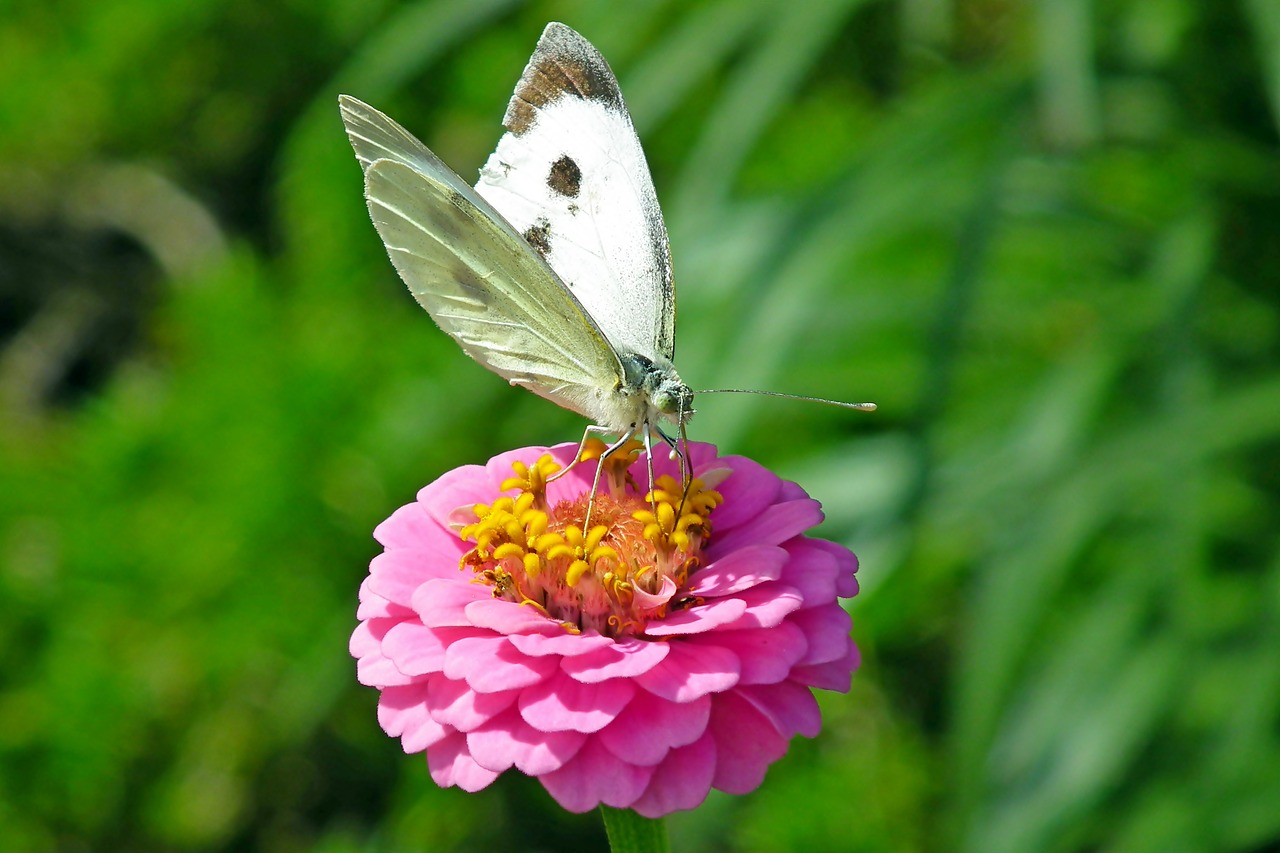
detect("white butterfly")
[339,22,871,476]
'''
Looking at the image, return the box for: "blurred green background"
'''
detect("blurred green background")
[3,0,1279,850]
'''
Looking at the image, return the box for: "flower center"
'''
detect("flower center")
[457,440,723,637]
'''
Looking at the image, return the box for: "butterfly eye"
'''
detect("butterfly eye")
[652,378,692,418]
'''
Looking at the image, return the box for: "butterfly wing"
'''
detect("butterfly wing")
[339,95,627,424]
[473,22,676,363]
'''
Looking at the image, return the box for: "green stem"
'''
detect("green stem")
[600,806,670,853]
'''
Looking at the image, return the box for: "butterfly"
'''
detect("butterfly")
[339,22,872,490]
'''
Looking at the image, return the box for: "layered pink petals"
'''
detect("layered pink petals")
[351,442,860,815]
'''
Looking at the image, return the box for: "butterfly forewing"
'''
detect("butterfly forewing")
[473,23,676,363]
[340,96,626,424]
[339,94,439,175]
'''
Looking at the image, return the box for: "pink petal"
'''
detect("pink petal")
[410,578,489,627]
[356,576,414,619]
[637,442,720,486]
[443,635,560,692]
[464,597,560,634]
[777,479,808,501]
[401,717,451,753]
[377,682,449,753]
[539,737,654,812]
[426,676,519,732]
[683,442,723,475]
[350,617,391,657]
[648,442,719,483]
[687,544,787,597]
[809,538,860,597]
[509,630,614,658]
[644,598,748,636]
[372,502,438,549]
[484,445,555,486]
[381,623,483,677]
[378,542,467,581]
[356,622,418,687]
[356,593,412,621]
[375,681,429,735]
[713,583,804,631]
[416,464,499,527]
[366,549,456,606]
[689,621,807,685]
[790,605,853,666]
[560,637,669,683]
[519,670,636,733]
[357,656,414,687]
[706,456,781,531]
[631,574,677,612]
[597,690,711,766]
[707,691,788,794]
[630,732,717,817]
[737,681,822,738]
[712,498,824,553]
[361,659,418,689]
[792,642,860,692]
[777,540,839,605]
[634,641,740,702]
[467,706,586,775]
[426,730,500,792]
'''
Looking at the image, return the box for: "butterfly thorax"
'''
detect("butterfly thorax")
[618,352,693,430]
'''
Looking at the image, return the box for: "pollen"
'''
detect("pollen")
[458,441,723,636]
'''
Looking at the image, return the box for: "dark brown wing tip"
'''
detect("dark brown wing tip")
[504,22,625,135]
[534,22,591,59]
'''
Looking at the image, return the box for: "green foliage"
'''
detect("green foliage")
[2,0,1279,850]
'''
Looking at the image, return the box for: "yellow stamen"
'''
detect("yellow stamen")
[457,450,723,637]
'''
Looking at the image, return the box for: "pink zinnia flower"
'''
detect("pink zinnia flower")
[350,440,860,817]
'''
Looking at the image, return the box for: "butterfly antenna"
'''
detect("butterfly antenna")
[695,388,877,411]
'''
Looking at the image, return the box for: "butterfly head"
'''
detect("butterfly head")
[652,373,694,425]
[620,353,694,427]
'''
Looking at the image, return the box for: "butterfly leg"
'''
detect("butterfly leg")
[641,420,658,519]
[548,423,615,484]
[679,420,692,490]
[660,421,694,521]
[657,426,685,478]
[582,429,639,532]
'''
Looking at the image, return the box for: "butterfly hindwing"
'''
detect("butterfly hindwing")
[474,23,676,364]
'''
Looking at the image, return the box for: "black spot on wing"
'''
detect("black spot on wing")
[547,155,582,198]
[523,217,552,258]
